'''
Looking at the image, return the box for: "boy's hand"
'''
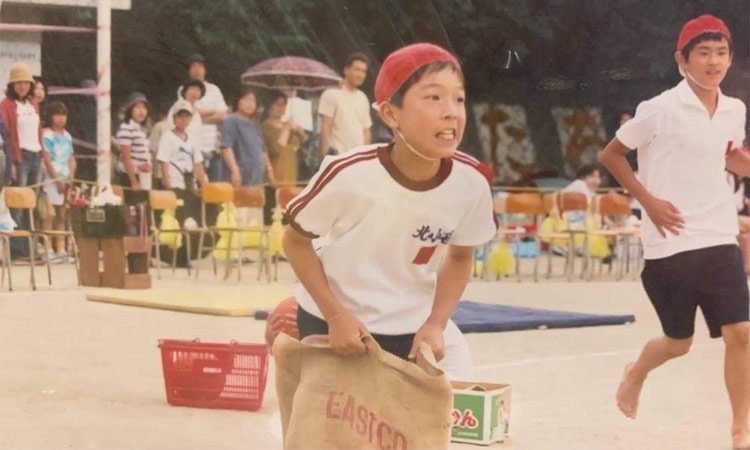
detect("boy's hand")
[642,195,684,237]
[55,181,66,194]
[327,310,368,356]
[409,321,445,362]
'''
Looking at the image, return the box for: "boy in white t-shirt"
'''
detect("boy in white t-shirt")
[601,15,750,448]
[157,100,207,191]
[282,43,496,363]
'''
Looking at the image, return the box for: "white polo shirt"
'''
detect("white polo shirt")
[286,144,497,335]
[616,79,746,259]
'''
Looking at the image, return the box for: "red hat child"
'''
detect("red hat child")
[374,43,460,106]
[677,14,731,51]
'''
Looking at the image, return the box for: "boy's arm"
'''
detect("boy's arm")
[282,225,368,356]
[408,244,473,361]
[600,137,683,237]
[726,147,750,178]
[194,162,208,187]
[160,161,171,189]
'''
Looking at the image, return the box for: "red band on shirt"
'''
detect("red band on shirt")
[286,149,381,221]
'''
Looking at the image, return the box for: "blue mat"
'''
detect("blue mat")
[452,301,635,333]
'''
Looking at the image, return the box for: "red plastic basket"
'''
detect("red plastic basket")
[158,339,269,411]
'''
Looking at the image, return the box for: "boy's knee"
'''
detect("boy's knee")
[723,322,750,349]
[665,337,692,357]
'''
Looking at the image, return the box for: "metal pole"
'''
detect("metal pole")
[96,0,111,186]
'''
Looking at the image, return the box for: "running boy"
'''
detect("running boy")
[41,101,75,261]
[600,15,750,449]
[282,43,497,362]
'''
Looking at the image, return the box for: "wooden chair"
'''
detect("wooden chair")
[1,187,51,290]
[190,182,234,280]
[487,192,544,282]
[148,190,182,279]
[225,186,270,282]
[589,192,639,280]
[537,191,589,281]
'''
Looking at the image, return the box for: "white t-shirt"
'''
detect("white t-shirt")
[616,79,746,259]
[156,130,203,190]
[286,144,497,334]
[176,81,228,153]
[16,101,41,152]
[318,87,372,154]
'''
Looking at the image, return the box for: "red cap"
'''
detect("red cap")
[374,43,460,105]
[677,14,731,51]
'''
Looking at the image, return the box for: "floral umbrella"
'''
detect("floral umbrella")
[241,56,342,91]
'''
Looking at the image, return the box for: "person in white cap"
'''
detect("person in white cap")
[157,99,207,192]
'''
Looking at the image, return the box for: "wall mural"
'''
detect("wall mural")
[473,103,536,184]
[550,107,607,177]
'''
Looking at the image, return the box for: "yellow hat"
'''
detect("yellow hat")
[8,62,33,84]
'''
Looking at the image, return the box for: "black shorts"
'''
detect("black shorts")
[641,244,750,339]
[297,306,415,360]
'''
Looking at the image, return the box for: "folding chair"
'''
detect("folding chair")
[538,192,572,280]
[582,192,635,280]
[190,182,234,280]
[148,190,183,279]
[228,186,271,282]
[498,192,545,282]
[0,187,52,291]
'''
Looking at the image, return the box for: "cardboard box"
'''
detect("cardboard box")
[451,381,511,445]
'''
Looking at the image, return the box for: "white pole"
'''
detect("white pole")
[96,0,111,186]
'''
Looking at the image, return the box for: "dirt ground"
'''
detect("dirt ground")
[0,261,734,450]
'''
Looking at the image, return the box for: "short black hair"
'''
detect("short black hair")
[344,52,369,70]
[388,61,464,108]
[47,100,67,118]
[180,78,206,99]
[681,31,733,60]
[5,81,33,101]
[576,164,600,180]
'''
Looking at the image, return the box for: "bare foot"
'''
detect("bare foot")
[616,362,643,419]
[732,429,750,449]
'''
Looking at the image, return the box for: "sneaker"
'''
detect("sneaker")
[54,251,69,264]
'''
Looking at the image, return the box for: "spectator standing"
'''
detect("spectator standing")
[318,52,372,157]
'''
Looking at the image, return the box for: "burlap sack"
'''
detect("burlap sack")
[273,334,453,450]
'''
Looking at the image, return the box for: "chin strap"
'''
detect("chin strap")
[680,65,713,90]
[395,129,441,162]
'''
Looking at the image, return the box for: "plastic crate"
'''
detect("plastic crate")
[158,339,269,411]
